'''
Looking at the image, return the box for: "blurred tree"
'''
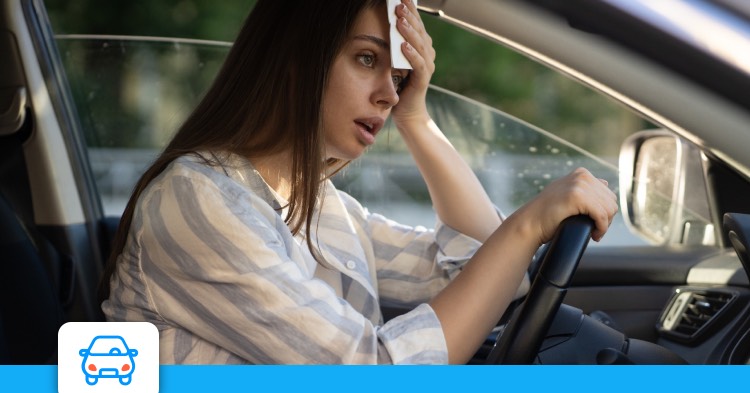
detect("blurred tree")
[45,0,257,41]
[45,0,649,157]
[423,16,650,157]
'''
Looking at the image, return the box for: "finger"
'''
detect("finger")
[595,190,618,240]
[396,3,434,59]
[401,41,428,83]
[397,19,435,79]
[589,201,613,242]
[593,201,613,241]
[592,178,617,211]
[395,20,430,73]
[572,171,615,241]
[397,15,432,63]
[399,0,424,30]
[599,183,618,225]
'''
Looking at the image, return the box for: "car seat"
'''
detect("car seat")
[0,88,66,364]
[0,190,65,364]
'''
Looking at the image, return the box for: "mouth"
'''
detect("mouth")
[354,117,384,137]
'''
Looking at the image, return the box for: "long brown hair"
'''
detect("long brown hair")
[99,0,385,303]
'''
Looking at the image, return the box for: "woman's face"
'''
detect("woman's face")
[322,4,408,161]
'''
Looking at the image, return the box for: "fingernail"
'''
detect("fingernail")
[401,17,409,27]
[404,42,412,51]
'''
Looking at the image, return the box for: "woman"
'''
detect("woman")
[100,0,617,364]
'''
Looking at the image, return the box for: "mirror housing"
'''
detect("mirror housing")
[723,213,750,282]
[618,130,716,246]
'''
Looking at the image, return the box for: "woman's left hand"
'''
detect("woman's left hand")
[391,0,436,129]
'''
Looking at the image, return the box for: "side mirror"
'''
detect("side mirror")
[618,130,715,246]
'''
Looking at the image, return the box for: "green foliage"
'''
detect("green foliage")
[45,0,257,41]
[423,16,651,157]
[45,0,649,157]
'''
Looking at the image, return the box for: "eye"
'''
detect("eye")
[392,74,407,92]
[357,53,375,68]
[391,75,404,87]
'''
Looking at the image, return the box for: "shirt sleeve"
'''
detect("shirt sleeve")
[127,162,449,364]
[337,191,486,306]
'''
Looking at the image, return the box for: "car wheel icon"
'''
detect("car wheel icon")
[85,376,98,386]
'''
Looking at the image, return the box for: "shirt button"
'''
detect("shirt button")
[346,260,357,270]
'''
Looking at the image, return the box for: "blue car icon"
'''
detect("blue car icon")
[79,335,138,386]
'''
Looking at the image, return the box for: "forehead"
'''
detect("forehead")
[350,4,390,42]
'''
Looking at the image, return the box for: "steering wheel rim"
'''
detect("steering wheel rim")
[486,214,594,364]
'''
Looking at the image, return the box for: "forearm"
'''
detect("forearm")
[398,116,501,242]
[429,212,537,364]
[428,167,619,364]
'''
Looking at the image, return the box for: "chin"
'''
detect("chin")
[327,146,368,161]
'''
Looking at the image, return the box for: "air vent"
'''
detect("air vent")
[658,288,738,344]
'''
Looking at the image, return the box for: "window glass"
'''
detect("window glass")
[46,2,715,247]
[56,37,229,212]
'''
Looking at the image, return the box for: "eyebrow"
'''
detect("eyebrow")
[353,34,389,50]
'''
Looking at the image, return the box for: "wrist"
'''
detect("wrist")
[501,207,545,249]
[393,112,433,135]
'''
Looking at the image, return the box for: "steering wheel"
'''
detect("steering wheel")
[486,214,594,364]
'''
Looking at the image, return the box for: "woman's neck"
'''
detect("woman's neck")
[249,152,293,201]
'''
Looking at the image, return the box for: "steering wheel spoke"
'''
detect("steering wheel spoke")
[486,215,594,364]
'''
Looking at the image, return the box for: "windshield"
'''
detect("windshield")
[88,337,128,354]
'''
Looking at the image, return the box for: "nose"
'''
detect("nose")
[373,71,399,109]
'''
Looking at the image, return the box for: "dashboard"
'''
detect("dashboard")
[657,251,750,364]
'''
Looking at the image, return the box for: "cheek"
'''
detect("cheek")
[322,84,356,128]
[326,60,367,105]
[321,104,346,152]
[327,81,357,108]
[322,98,342,131]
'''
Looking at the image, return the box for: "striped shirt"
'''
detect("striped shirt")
[102,151,491,364]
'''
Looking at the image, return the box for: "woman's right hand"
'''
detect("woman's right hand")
[514,167,618,246]
[431,167,617,364]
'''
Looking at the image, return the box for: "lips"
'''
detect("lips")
[354,117,384,137]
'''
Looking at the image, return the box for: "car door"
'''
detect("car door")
[1,0,107,364]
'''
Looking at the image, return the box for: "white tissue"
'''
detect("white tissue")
[387,0,417,69]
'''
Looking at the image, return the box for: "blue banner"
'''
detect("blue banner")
[0,365,746,392]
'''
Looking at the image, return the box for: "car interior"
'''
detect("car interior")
[2,0,750,365]
[1,0,106,364]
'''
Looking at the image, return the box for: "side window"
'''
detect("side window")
[46,3,714,248]
[55,37,229,214]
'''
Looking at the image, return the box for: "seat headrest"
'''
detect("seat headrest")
[0,87,27,136]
